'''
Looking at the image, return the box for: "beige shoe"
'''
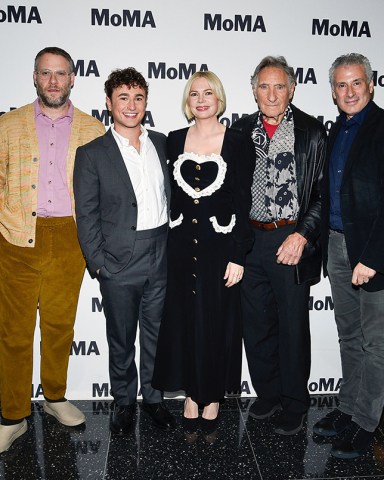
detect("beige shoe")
[0,419,27,453]
[43,400,85,426]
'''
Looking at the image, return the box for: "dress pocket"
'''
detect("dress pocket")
[169,213,183,229]
[209,214,236,234]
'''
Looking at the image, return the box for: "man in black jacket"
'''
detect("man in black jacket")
[313,53,384,459]
[232,56,326,435]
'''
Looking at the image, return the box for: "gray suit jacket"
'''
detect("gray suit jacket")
[73,128,170,274]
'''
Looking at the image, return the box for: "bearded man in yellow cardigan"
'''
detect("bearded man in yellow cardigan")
[0,46,105,453]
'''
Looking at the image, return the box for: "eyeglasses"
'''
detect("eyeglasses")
[36,70,72,79]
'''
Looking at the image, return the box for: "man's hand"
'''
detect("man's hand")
[352,262,376,286]
[276,232,307,266]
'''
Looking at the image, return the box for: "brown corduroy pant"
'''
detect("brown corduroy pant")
[0,217,85,420]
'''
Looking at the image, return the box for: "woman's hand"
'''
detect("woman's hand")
[224,262,244,287]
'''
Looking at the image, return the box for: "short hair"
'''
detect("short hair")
[250,56,296,88]
[34,47,75,73]
[104,68,148,99]
[329,53,373,86]
[182,71,226,122]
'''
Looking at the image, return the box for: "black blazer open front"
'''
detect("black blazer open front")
[73,128,171,275]
[321,101,384,291]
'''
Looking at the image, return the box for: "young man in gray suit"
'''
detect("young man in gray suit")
[74,68,175,434]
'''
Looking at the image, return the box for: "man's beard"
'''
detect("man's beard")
[36,85,71,109]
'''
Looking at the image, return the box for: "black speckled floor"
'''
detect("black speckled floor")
[1,396,384,479]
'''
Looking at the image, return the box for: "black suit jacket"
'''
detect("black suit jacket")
[321,101,384,291]
[232,103,327,284]
[73,128,171,274]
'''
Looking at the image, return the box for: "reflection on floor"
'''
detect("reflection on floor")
[1,396,384,479]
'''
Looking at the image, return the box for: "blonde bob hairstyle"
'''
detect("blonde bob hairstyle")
[182,71,226,122]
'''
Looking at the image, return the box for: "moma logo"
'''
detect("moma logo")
[309,295,334,311]
[91,8,155,27]
[220,113,248,128]
[0,5,41,23]
[310,395,339,408]
[312,19,371,37]
[91,111,155,127]
[31,384,44,398]
[93,383,109,397]
[373,71,384,87]
[75,441,101,455]
[308,378,341,393]
[148,63,208,80]
[0,107,17,117]
[74,60,100,77]
[316,116,336,133]
[70,341,100,356]
[294,67,317,84]
[204,13,266,32]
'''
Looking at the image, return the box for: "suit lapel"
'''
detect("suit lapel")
[148,130,171,209]
[103,128,136,199]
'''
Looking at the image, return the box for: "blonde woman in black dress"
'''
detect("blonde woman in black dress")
[152,71,255,431]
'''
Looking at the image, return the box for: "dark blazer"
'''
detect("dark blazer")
[232,103,327,284]
[73,128,171,274]
[321,101,384,292]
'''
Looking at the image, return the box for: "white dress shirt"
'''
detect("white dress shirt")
[111,125,168,230]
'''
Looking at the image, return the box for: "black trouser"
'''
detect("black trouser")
[241,224,311,415]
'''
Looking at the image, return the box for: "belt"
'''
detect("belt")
[330,227,344,234]
[250,219,296,230]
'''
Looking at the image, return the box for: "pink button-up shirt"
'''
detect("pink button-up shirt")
[34,99,73,217]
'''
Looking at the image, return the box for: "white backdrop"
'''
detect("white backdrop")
[1,0,383,400]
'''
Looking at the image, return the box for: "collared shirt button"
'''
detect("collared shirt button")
[195,187,201,192]
[32,212,36,216]
[192,290,196,294]
[33,157,38,162]
[193,239,198,244]
[196,165,201,171]
[194,199,199,204]
[32,184,36,189]
[192,273,196,277]
[192,219,198,224]
[195,177,200,181]
[193,256,197,261]
[28,239,33,244]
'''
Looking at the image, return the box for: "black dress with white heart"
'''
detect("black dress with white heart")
[152,127,255,404]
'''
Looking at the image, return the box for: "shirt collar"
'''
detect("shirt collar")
[111,124,148,148]
[339,100,372,127]
[34,98,74,123]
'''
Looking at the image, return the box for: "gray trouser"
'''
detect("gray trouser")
[328,230,384,431]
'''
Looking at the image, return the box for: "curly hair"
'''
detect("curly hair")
[104,68,148,99]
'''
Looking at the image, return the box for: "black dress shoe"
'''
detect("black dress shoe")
[313,408,352,437]
[274,411,306,436]
[142,402,176,430]
[182,416,199,433]
[249,398,282,420]
[330,421,374,459]
[200,415,219,434]
[110,404,136,435]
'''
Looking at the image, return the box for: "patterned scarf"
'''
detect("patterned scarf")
[250,105,299,222]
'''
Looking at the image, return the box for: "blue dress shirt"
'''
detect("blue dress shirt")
[329,101,372,231]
